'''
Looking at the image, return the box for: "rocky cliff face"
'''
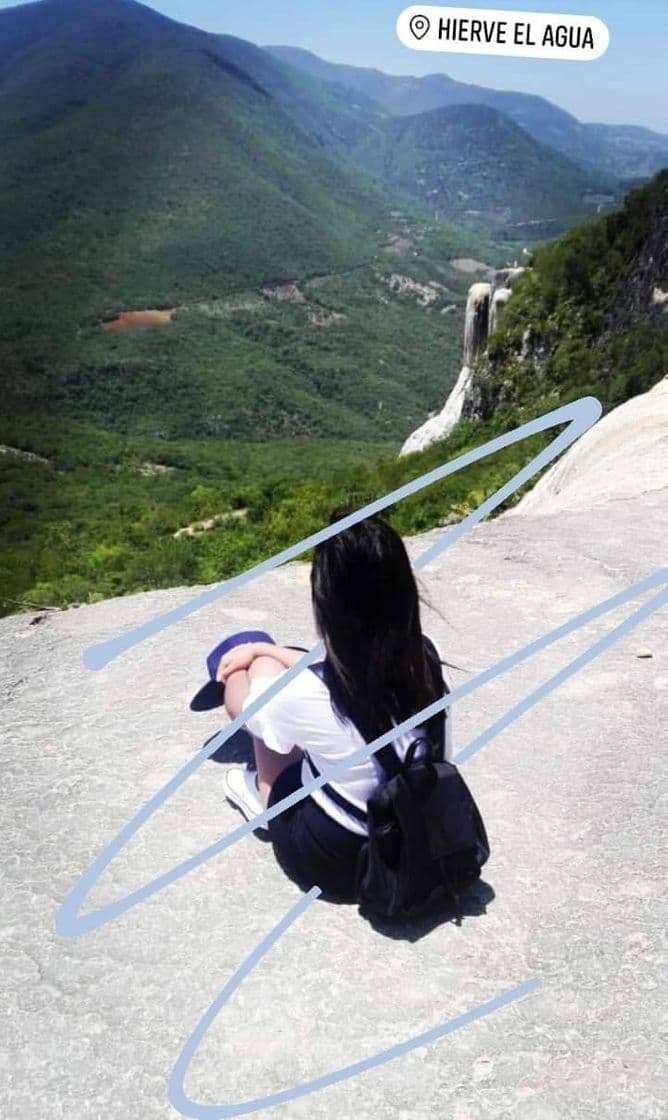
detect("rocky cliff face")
[604,179,668,333]
[402,173,668,455]
[467,172,668,424]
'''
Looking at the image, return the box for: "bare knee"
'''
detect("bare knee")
[223,669,249,720]
[225,656,284,722]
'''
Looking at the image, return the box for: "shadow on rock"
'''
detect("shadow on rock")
[358,878,496,942]
[277,866,495,942]
[200,728,271,840]
[201,727,256,767]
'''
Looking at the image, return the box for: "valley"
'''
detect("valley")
[0,0,666,618]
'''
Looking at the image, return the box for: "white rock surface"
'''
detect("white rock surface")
[510,377,668,516]
[401,282,492,455]
[400,363,473,454]
[490,286,512,333]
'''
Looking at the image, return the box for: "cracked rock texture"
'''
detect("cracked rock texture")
[1,385,667,1119]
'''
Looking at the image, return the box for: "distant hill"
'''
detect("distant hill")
[350,103,611,238]
[2,0,604,444]
[0,0,487,613]
[1,0,461,435]
[3,164,666,615]
[0,0,389,344]
[268,46,668,182]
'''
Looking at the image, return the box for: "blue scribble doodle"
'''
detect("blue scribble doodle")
[55,396,668,1116]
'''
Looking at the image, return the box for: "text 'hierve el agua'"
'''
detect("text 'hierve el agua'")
[438,17,596,50]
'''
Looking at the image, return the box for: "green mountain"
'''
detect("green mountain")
[3,174,665,617]
[0,0,388,375]
[350,103,612,239]
[0,0,491,612]
[268,46,668,182]
[0,0,490,435]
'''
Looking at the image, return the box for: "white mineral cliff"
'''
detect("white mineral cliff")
[490,287,511,333]
[400,268,525,456]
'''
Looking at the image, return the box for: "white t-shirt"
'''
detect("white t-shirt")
[242,649,454,837]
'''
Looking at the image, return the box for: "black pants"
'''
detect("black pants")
[267,761,366,903]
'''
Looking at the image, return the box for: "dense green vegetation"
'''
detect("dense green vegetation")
[0,0,394,400]
[0,410,550,613]
[350,104,611,239]
[3,227,490,440]
[5,171,663,616]
[472,172,668,416]
[1,211,503,612]
[0,0,495,615]
[0,0,500,437]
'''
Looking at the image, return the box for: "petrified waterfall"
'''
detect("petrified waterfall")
[490,288,511,333]
[463,282,492,366]
[400,267,524,456]
[400,281,491,456]
[490,267,524,334]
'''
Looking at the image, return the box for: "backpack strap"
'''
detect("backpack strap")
[307,635,448,817]
[303,749,368,824]
[308,660,408,785]
[309,660,405,772]
[422,634,449,762]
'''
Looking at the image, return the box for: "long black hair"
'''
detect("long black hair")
[310,516,446,754]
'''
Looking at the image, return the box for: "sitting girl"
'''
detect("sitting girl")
[218,516,453,902]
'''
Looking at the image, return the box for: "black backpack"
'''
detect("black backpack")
[308,640,490,918]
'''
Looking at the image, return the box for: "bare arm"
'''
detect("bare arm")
[252,642,307,668]
[217,641,308,683]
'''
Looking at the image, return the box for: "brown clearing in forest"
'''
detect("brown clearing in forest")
[102,309,176,331]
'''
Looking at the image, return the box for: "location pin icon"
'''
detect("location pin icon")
[409,13,431,40]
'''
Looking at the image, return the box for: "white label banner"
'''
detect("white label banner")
[396,6,610,60]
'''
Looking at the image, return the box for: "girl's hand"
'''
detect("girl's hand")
[216,643,257,683]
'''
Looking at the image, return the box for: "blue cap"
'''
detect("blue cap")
[189,630,275,711]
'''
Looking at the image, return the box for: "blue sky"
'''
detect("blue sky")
[2,0,666,130]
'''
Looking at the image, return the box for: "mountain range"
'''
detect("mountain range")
[1,0,624,439]
[1,0,665,380]
[0,0,388,323]
[268,45,668,183]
